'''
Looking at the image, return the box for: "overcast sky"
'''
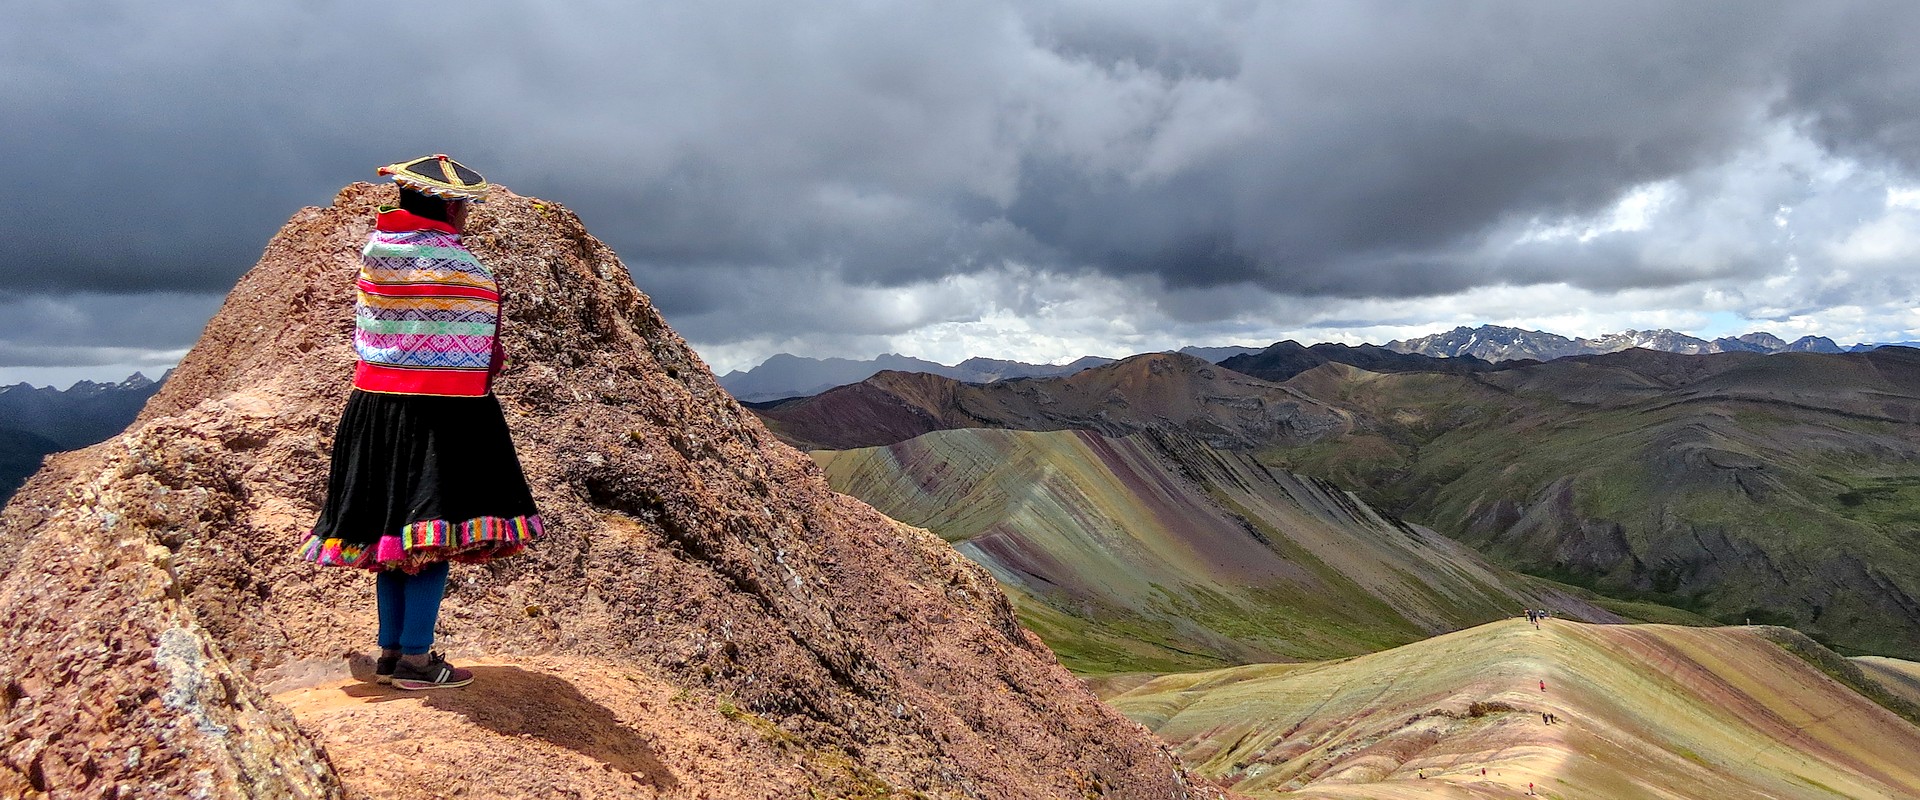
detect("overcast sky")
[9,1,1920,386]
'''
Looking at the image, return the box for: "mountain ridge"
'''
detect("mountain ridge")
[718,352,1116,402]
[719,325,1905,405]
[0,370,166,502]
[756,352,1346,451]
[1387,324,1848,362]
[1220,340,1506,383]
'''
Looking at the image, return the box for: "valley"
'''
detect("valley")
[1263,348,1920,658]
[769,343,1920,796]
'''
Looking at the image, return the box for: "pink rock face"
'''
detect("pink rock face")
[0,184,1210,799]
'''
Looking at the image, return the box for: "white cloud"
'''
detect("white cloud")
[1514,181,1676,245]
[687,118,1920,372]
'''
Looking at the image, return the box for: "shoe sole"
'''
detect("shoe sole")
[391,676,474,690]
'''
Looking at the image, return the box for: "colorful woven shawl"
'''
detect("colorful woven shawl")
[352,208,499,397]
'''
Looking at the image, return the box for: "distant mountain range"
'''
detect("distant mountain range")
[1172,344,1265,362]
[1219,340,1502,382]
[0,372,163,501]
[754,352,1344,451]
[1385,325,1850,361]
[718,352,1117,403]
[723,328,1920,402]
[719,345,1266,402]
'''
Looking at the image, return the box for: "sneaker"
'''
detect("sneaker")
[374,654,400,685]
[390,652,474,690]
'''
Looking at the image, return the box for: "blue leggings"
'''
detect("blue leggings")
[375,561,450,655]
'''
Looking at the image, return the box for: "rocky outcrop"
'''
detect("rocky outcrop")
[0,183,1206,799]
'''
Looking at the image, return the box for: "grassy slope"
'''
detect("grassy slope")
[815,427,1618,674]
[1107,620,1920,799]
[1268,355,1920,659]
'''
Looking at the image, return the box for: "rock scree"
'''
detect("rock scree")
[0,183,1210,799]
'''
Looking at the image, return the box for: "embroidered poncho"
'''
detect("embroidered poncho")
[352,208,500,397]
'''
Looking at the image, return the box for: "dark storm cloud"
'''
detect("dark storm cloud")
[1777,2,1920,168]
[7,0,1920,357]
[0,292,224,366]
[1004,2,1808,298]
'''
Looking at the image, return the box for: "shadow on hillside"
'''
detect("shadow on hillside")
[342,658,677,788]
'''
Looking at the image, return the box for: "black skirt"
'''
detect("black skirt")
[301,390,541,572]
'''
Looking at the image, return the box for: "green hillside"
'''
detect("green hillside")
[1107,620,1920,799]
[815,427,1620,673]
[1269,349,1920,659]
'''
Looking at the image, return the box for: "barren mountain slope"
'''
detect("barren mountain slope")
[1217,341,1503,383]
[757,353,1347,451]
[1856,655,1920,708]
[815,427,1615,674]
[0,184,1207,799]
[1109,620,1920,799]
[720,353,1113,403]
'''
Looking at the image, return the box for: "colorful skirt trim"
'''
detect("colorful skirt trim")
[300,513,543,573]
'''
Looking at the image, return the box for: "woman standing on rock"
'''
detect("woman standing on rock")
[299,154,543,690]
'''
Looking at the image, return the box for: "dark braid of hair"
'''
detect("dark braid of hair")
[397,187,452,222]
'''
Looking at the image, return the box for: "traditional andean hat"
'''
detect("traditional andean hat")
[376,153,489,202]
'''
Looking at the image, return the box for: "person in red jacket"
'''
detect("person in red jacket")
[299,154,543,690]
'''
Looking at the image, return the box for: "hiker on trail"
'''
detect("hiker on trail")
[1542,712,1550,724]
[300,154,543,691]
[1540,680,1547,692]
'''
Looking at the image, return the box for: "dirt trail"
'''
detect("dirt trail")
[265,656,793,799]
